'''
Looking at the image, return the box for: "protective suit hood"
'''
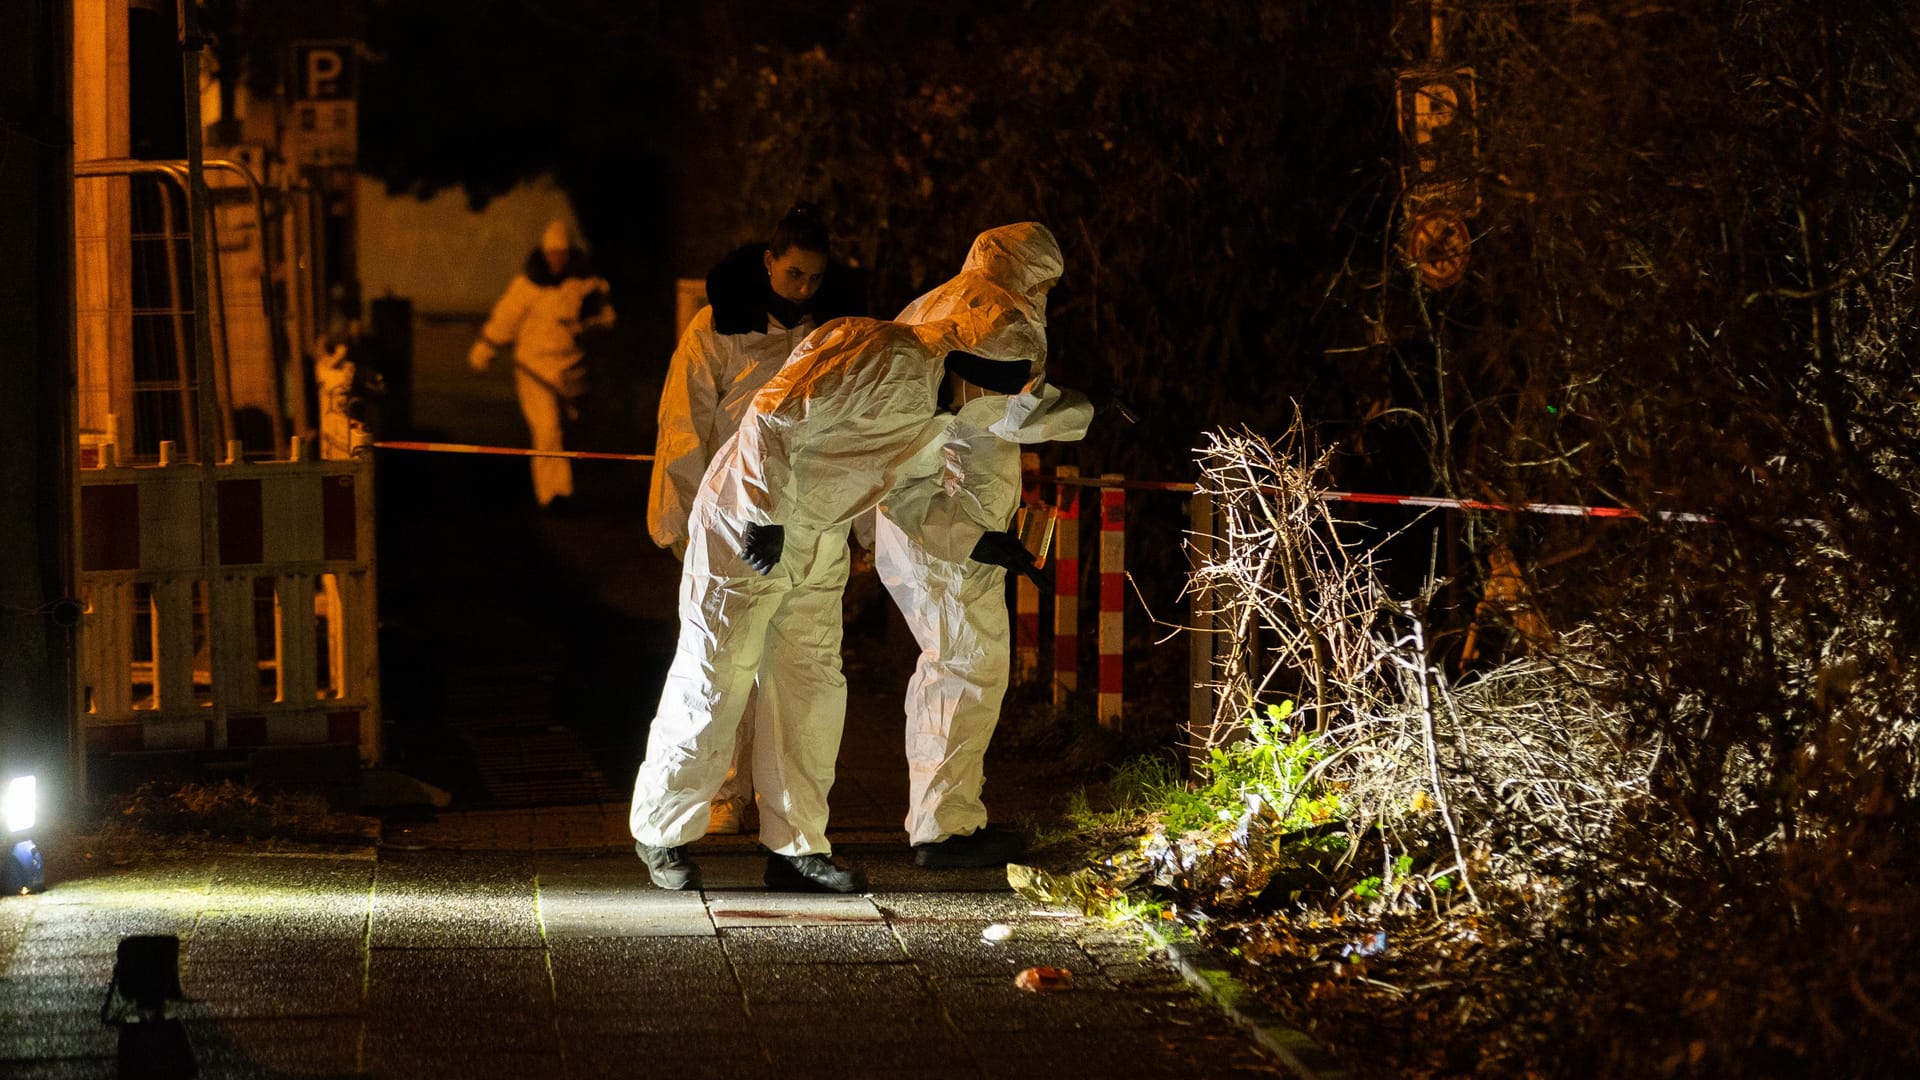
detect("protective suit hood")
[959,223,1063,311]
[896,223,1059,375]
[704,316,1023,533]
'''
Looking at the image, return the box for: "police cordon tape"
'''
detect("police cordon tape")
[375,436,1769,729]
[371,439,1716,522]
[1041,471,1718,523]
[372,440,655,463]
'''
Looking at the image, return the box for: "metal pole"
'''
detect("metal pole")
[1186,489,1215,770]
[178,1,227,743]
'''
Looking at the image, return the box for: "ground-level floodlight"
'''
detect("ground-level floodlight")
[2,774,42,894]
[101,934,196,1077]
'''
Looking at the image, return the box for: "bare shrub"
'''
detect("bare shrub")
[1189,424,1665,911]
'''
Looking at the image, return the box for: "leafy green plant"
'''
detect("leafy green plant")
[1105,894,1196,943]
[1190,701,1343,832]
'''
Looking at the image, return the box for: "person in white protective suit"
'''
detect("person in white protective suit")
[630,312,1042,894]
[876,222,1104,868]
[648,203,864,836]
[468,219,616,509]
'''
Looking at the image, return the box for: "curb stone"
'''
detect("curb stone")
[1165,939,1354,1080]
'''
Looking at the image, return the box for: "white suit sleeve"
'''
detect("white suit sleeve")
[877,424,999,564]
[989,376,1095,444]
[583,276,617,329]
[735,406,794,527]
[478,276,534,349]
[648,316,724,548]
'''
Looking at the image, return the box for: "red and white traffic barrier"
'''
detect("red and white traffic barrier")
[1014,452,1042,684]
[1052,465,1080,705]
[1097,473,1125,728]
[76,438,379,761]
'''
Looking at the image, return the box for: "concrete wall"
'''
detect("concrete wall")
[354,175,582,316]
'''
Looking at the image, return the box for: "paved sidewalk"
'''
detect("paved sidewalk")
[1,839,1288,1079]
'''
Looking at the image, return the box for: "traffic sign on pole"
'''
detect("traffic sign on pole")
[285,41,358,168]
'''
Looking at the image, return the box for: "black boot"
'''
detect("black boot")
[912,825,1026,868]
[764,852,868,894]
[636,841,701,890]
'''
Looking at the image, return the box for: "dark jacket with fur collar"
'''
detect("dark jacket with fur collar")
[705,243,866,335]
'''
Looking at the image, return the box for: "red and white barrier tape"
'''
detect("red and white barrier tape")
[372,440,655,463]
[1045,472,1716,523]
[374,439,1728,524]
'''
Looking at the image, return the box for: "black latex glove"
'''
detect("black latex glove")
[740,523,785,575]
[970,530,1051,592]
[1086,380,1139,424]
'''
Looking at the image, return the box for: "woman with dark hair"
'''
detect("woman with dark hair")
[647,203,864,834]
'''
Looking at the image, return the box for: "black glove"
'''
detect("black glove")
[970,530,1050,592]
[740,523,785,574]
[1086,380,1139,423]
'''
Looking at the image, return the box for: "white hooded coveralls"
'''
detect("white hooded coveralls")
[649,304,815,551]
[470,222,615,506]
[648,300,810,815]
[876,223,1095,845]
[629,316,1027,856]
[648,245,865,813]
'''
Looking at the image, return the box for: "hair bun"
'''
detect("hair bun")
[770,202,832,256]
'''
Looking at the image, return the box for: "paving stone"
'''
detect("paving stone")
[562,1045,773,1080]
[758,1027,978,1072]
[896,923,1095,979]
[2,949,116,980]
[540,884,714,938]
[545,935,735,990]
[363,1048,563,1080]
[738,961,933,1005]
[555,1004,753,1041]
[365,947,551,1014]
[707,892,883,927]
[0,1060,117,1080]
[364,1015,559,1056]
[0,1009,117,1061]
[720,924,908,965]
[182,935,366,966]
[0,973,113,1016]
[181,1016,363,1077]
[875,891,1078,923]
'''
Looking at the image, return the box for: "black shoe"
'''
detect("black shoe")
[636,841,701,890]
[764,852,868,894]
[913,825,1026,868]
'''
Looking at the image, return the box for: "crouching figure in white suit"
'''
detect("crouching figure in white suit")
[630,309,1040,894]
[876,223,1103,868]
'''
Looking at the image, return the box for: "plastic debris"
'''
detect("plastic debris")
[981,923,1014,943]
[1340,931,1389,960]
[1013,966,1074,992]
[1008,863,1096,909]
